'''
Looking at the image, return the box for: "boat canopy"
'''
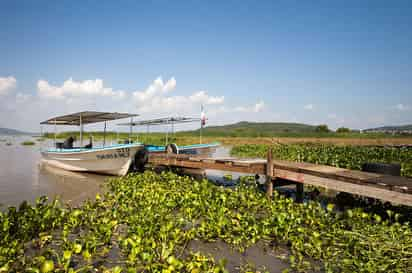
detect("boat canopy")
[118,116,202,145]
[40,111,138,126]
[117,116,200,126]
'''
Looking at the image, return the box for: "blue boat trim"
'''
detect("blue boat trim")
[145,142,220,152]
[43,143,143,153]
[145,145,166,152]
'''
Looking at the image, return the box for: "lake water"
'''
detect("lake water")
[0,136,237,209]
[0,136,107,208]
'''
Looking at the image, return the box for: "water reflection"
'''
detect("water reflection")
[37,163,107,205]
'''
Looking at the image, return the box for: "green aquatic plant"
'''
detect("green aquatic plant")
[0,171,411,272]
[231,143,412,177]
[222,174,233,181]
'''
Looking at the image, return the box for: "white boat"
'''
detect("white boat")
[40,111,143,176]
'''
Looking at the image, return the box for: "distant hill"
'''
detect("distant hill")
[365,124,412,132]
[188,121,318,137]
[0,127,31,135]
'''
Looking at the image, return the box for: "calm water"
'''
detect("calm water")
[0,136,110,208]
[0,136,235,208]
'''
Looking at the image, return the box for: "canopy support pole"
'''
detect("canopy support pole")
[200,123,202,144]
[129,117,133,143]
[103,121,107,147]
[146,125,149,144]
[200,105,202,144]
[80,113,83,146]
[54,119,57,148]
[171,121,174,144]
[165,122,168,146]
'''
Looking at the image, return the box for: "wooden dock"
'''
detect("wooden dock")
[148,151,412,206]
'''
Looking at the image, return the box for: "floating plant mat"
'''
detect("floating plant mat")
[231,143,412,177]
[0,171,411,272]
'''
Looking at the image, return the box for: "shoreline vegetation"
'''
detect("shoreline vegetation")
[1,171,411,272]
[42,131,412,146]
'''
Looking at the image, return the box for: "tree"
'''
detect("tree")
[336,127,350,133]
[316,124,330,133]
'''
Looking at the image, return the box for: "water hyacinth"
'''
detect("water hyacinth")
[231,143,412,177]
[21,141,36,146]
[0,171,410,272]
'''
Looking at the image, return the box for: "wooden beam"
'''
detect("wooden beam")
[272,160,412,193]
[148,156,266,174]
[273,168,412,206]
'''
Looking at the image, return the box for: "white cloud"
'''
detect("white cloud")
[0,75,269,131]
[233,100,265,113]
[132,77,176,104]
[0,76,16,96]
[163,77,177,92]
[33,76,257,118]
[394,104,410,111]
[37,78,126,100]
[254,100,265,112]
[189,91,224,105]
[138,95,186,113]
[132,77,225,114]
[304,104,314,110]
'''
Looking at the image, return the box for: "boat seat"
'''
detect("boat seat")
[62,136,75,149]
[84,136,93,149]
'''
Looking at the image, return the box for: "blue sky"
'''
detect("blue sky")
[0,0,411,131]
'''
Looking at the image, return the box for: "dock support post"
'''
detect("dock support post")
[266,148,273,199]
[296,183,304,203]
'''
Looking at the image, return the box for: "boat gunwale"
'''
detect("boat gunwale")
[42,143,143,154]
[177,142,220,149]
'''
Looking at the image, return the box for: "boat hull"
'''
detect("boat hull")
[41,143,143,176]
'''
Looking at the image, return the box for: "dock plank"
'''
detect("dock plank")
[147,153,412,205]
[271,160,412,193]
[274,168,412,206]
